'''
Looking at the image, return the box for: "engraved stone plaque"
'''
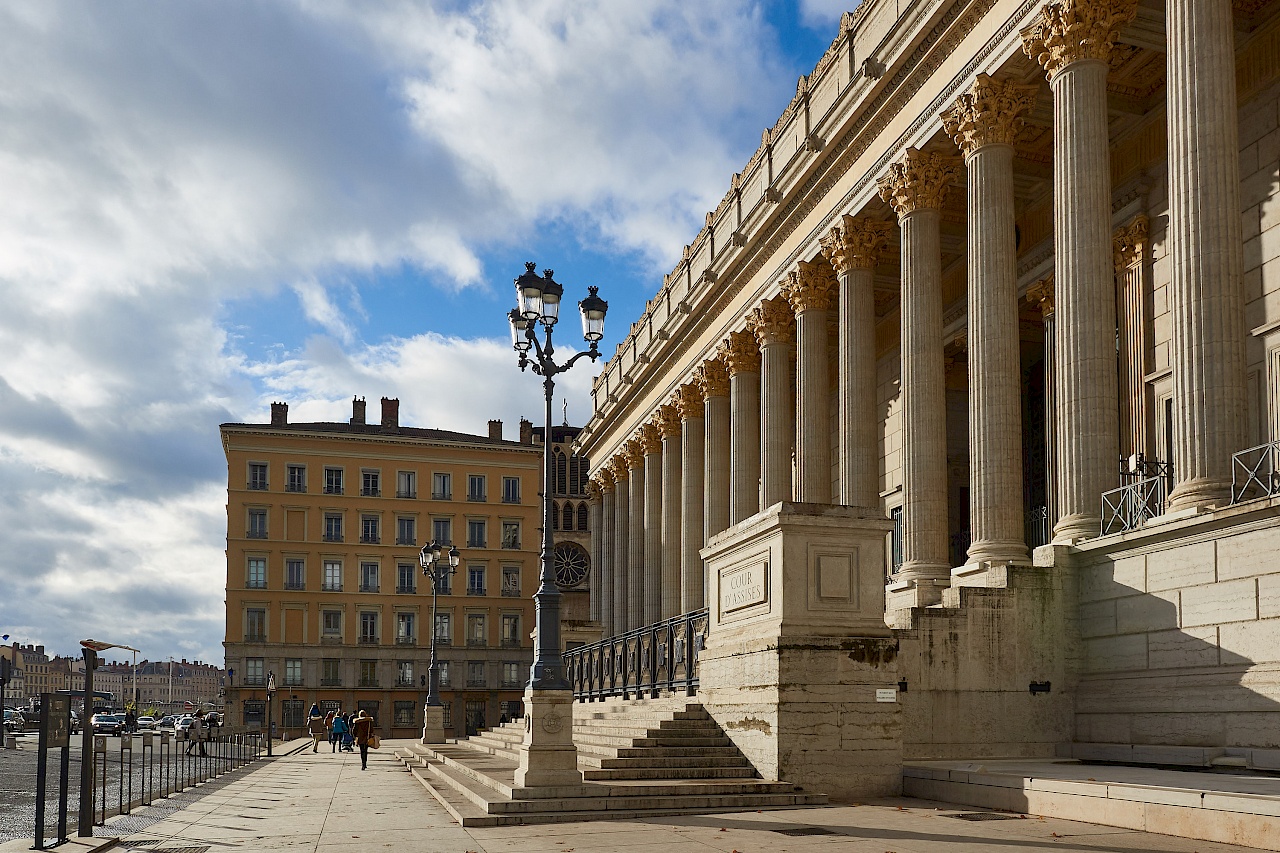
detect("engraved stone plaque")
[720,560,767,615]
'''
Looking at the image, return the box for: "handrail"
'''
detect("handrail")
[1101,475,1169,535]
[564,608,709,702]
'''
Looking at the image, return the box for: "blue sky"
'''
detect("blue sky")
[0,0,857,665]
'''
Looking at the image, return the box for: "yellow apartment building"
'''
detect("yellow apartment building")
[222,397,554,739]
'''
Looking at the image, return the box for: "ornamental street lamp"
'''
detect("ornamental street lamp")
[420,540,459,744]
[506,262,607,788]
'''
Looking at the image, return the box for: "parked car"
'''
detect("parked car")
[156,715,177,730]
[135,716,157,730]
[91,713,125,736]
[3,708,24,734]
[174,715,194,739]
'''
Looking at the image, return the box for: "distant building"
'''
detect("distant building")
[221,397,562,738]
[0,644,53,703]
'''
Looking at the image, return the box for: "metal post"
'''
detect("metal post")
[77,649,96,837]
[35,693,49,849]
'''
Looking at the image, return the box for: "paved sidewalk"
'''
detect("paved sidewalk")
[105,740,1267,852]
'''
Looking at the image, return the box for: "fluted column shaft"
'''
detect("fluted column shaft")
[1115,218,1150,459]
[822,216,889,509]
[658,409,682,619]
[627,450,645,630]
[642,434,662,627]
[612,466,629,634]
[1167,0,1247,510]
[879,149,958,583]
[681,408,706,613]
[1023,2,1136,540]
[724,332,762,524]
[752,298,795,509]
[589,488,604,624]
[944,75,1037,566]
[701,360,731,543]
[785,263,836,504]
[599,484,615,633]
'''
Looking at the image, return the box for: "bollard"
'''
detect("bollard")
[120,734,132,815]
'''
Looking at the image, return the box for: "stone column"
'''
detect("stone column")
[821,215,891,509]
[588,480,604,625]
[1023,0,1135,541]
[1114,216,1151,460]
[657,405,683,619]
[597,473,616,634]
[641,423,663,626]
[626,440,646,630]
[1165,0,1247,511]
[944,73,1037,567]
[700,359,732,541]
[610,458,630,635]
[677,380,706,613]
[783,260,837,504]
[1028,278,1058,532]
[721,331,762,524]
[750,296,795,509]
[878,148,959,585]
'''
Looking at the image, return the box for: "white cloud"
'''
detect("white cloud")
[0,0,794,664]
[798,0,860,28]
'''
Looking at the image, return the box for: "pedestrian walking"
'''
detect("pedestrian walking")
[307,711,326,753]
[330,710,348,753]
[186,712,207,756]
[351,710,374,770]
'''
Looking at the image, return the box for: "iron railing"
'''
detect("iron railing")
[1102,475,1170,535]
[566,608,709,702]
[1025,505,1051,549]
[1232,441,1280,504]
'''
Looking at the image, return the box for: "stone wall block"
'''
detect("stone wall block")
[1260,574,1280,619]
[1220,618,1280,664]
[1078,555,1146,602]
[1130,711,1226,748]
[1180,578,1258,627]
[1114,590,1180,634]
[1084,634,1148,673]
[1078,599,1117,638]
[1146,542,1216,592]
[1217,527,1280,580]
[1147,626,1220,669]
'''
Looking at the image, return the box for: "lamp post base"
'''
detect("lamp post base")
[513,688,582,789]
[421,704,446,744]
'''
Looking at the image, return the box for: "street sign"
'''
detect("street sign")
[184,701,194,711]
[45,695,71,748]
[266,672,276,694]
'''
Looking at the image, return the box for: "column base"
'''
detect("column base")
[1167,476,1233,514]
[513,688,582,789]
[886,577,945,627]
[421,704,446,745]
[965,539,1031,569]
[1052,512,1101,545]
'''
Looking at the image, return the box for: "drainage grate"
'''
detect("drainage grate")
[948,812,1022,821]
[149,847,213,853]
[772,826,839,836]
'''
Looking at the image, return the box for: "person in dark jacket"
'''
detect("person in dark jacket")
[350,710,374,770]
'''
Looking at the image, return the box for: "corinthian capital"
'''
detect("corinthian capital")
[639,423,662,456]
[748,296,795,347]
[656,404,682,439]
[1020,0,1139,80]
[719,330,761,376]
[1026,276,1055,317]
[821,215,891,274]
[623,439,645,468]
[943,74,1039,158]
[607,456,629,482]
[695,358,731,397]
[782,259,837,313]
[1112,214,1149,273]
[675,380,706,420]
[594,469,615,493]
[877,148,960,218]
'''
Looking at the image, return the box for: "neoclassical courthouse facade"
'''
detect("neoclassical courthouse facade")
[572,0,1280,797]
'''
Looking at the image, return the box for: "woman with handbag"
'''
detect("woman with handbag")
[351,710,375,770]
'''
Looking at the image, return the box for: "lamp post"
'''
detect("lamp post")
[265,671,276,756]
[419,539,459,744]
[506,261,607,788]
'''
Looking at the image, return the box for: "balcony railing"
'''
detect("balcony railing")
[322,583,343,592]
[320,677,341,687]
[501,587,521,597]
[468,493,486,502]
[1025,505,1051,550]
[396,536,416,545]
[396,585,417,594]
[467,586,486,596]
[246,580,267,589]
[284,581,305,591]
[358,680,378,688]
[566,608,709,702]
[358,636,380,645]
[467,637,486,647]
[432,491,451,500]
[246,530,268,539]
[501,494,520,504]
[359,584,380,593]
[1101,475,1170,535]
[1232,441,1280,504]
[286,482,306,493]
[500,638,521,648]
[320,636,343,645]
[396,679,415,688]
[360,534,380,544]
[396,636,416,646]
[466,678,487,688]
[244,634,266,644]
[243,677,266,687]
[397,489,417,499]
[324,484,344,495]
[362,488,381,497]
[247,481,269,491]
[322,532,343,542]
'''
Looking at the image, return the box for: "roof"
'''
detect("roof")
[219,421,534,449]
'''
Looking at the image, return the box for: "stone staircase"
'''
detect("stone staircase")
[395,699,826,826]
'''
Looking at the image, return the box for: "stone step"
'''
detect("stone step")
[406,761,502,827]
[631,736,734,748]
[572,722,722,737]
[596,754,753,769]
[615,744,745,758]
[582,766,760,781]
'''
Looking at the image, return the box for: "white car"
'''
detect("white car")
[175,715,195,739]
[135,716,157,730]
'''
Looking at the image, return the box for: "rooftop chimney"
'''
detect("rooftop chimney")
[351,396,366,425]
[270,401,288,426]
[519,418,534,445]
[488,419,503,440]
[381,397,400,433]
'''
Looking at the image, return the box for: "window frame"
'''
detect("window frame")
[501,476,520,504]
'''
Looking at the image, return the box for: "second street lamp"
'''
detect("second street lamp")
[420,539,459,744]
[506,262,607,789]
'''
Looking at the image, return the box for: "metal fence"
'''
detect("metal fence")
[1101,475,1170,535]
[1232,441,1280,504]
[566,609,709,702]
[31,692,262,850]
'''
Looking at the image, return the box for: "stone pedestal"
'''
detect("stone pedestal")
[513,689,583,789]
[699,504,902,799]
[421,704,446,744]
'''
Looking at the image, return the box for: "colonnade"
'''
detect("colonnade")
[586,0,1250,636]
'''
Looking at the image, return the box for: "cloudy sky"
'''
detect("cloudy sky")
[0,0,855,667]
